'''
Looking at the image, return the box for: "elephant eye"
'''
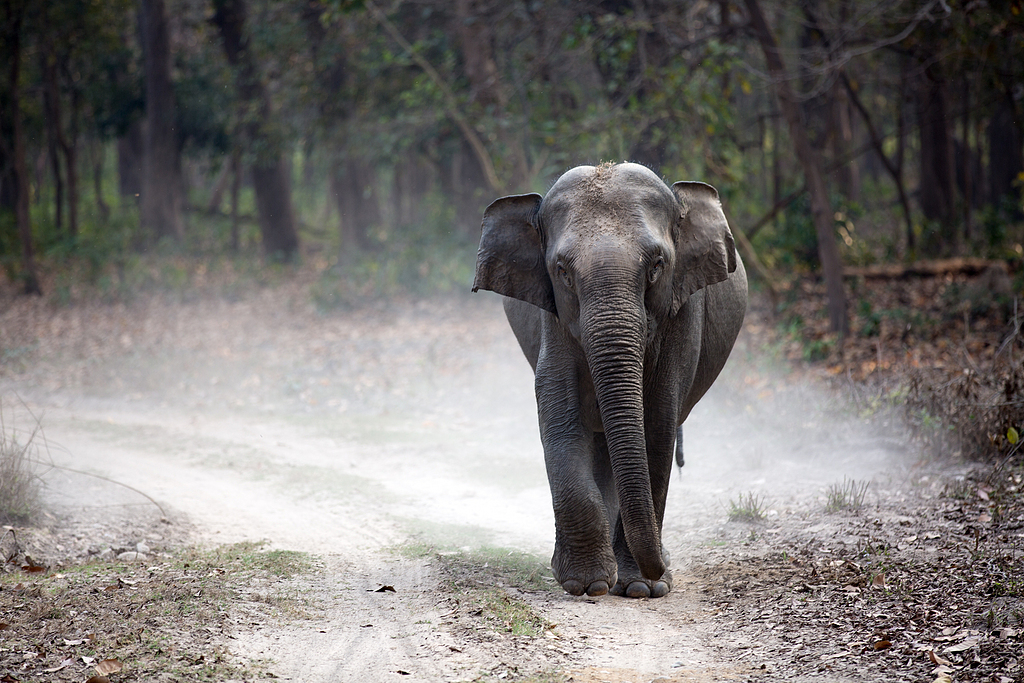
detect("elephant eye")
[556,262,572,289]
[649,256,666,284]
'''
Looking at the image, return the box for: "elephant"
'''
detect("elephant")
[472,162,747,599]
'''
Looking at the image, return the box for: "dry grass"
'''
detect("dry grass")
[905,362,1024,461]
[0,401,44,524]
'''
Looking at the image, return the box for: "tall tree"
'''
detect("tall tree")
[915,60,957,254]
[2,0,42,294]
[212,0,299,260]
[743,0,848,337]
[139,0,184,242]
[454,0,528,189]
[989,89,1024,219]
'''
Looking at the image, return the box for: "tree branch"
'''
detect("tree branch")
[365,1,504,194]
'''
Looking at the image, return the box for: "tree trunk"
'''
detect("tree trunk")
[140,0,184,242]
[898,60,912,252]
[62,87,80,238]
[988,90,1024,219]
[916,62,957,255]
[229,147,241,252]
[92,140,110,223]
[332,157,380,255]
[212,0,299,260]
[960,78,972,241]
[42,47,65,236]
[4,0,42,295]
[743,0,848,337]
[117,119,143,200]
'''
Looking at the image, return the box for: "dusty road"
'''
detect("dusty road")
[1,288,926,681]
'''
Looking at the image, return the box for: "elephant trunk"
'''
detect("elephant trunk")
[580,296,665,582]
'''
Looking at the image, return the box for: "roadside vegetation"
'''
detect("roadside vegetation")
[0,540,316,682]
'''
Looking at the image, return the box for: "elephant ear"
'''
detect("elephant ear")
[670,181,737,314]
[472,193,556,314]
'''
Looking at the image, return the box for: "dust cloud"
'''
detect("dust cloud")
[2,288,919,679]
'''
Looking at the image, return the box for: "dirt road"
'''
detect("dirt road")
[1,289,952,681]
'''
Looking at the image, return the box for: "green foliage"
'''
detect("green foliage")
[4,0,1024,301]
[310,189,476,310]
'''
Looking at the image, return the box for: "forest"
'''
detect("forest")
[1,0,1023,330]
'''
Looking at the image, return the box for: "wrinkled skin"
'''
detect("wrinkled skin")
[473,163,747,598]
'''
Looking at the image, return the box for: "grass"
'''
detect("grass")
[476,588,552,637]
[0,401,44,524]
[203,540,315,579]
[397,541,559,593]
[728,492,769,523]
[0,541,319,681]
[825,478,870,512]
[398,542,557,639]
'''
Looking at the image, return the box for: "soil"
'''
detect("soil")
[1,275,1022,683]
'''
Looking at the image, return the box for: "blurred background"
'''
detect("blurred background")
[1,0,1022,310]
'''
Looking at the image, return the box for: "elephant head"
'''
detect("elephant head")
[472,163,737,583]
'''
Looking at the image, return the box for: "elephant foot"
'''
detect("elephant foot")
[561,578,611,597]
[552,542,617,598]
[609,568,673,599]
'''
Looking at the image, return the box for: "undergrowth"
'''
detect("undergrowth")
[905,362,1024,461]
[0,402,44,524]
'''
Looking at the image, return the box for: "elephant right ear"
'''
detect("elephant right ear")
[472,193,556,314]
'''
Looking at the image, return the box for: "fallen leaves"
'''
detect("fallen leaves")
[94,658,122,675]
[42,658,74,673]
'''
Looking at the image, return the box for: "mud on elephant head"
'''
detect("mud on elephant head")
[473,162,747,598]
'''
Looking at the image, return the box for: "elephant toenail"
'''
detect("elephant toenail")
[651,581,670,598]
[562,580,585,596]
[586,580,609,596]
[625,581,651,598]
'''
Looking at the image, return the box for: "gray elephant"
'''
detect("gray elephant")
[472,162,747,599]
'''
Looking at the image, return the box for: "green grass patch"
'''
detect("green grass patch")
[476,588,551,637]
[825,478,870,513]
[727,492,769,523]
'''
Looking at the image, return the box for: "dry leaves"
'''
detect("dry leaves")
[94,658,122,675]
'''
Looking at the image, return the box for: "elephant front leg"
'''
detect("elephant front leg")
[543,434,619,597]
[537,365,618,597]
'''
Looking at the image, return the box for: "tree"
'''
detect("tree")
[212,0,299,260]
[914,59,957,254]
[1,0,41,294]
[140,0,184,242]
[743,0,848,337]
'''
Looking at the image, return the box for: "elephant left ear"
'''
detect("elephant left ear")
[670,181,737,314]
